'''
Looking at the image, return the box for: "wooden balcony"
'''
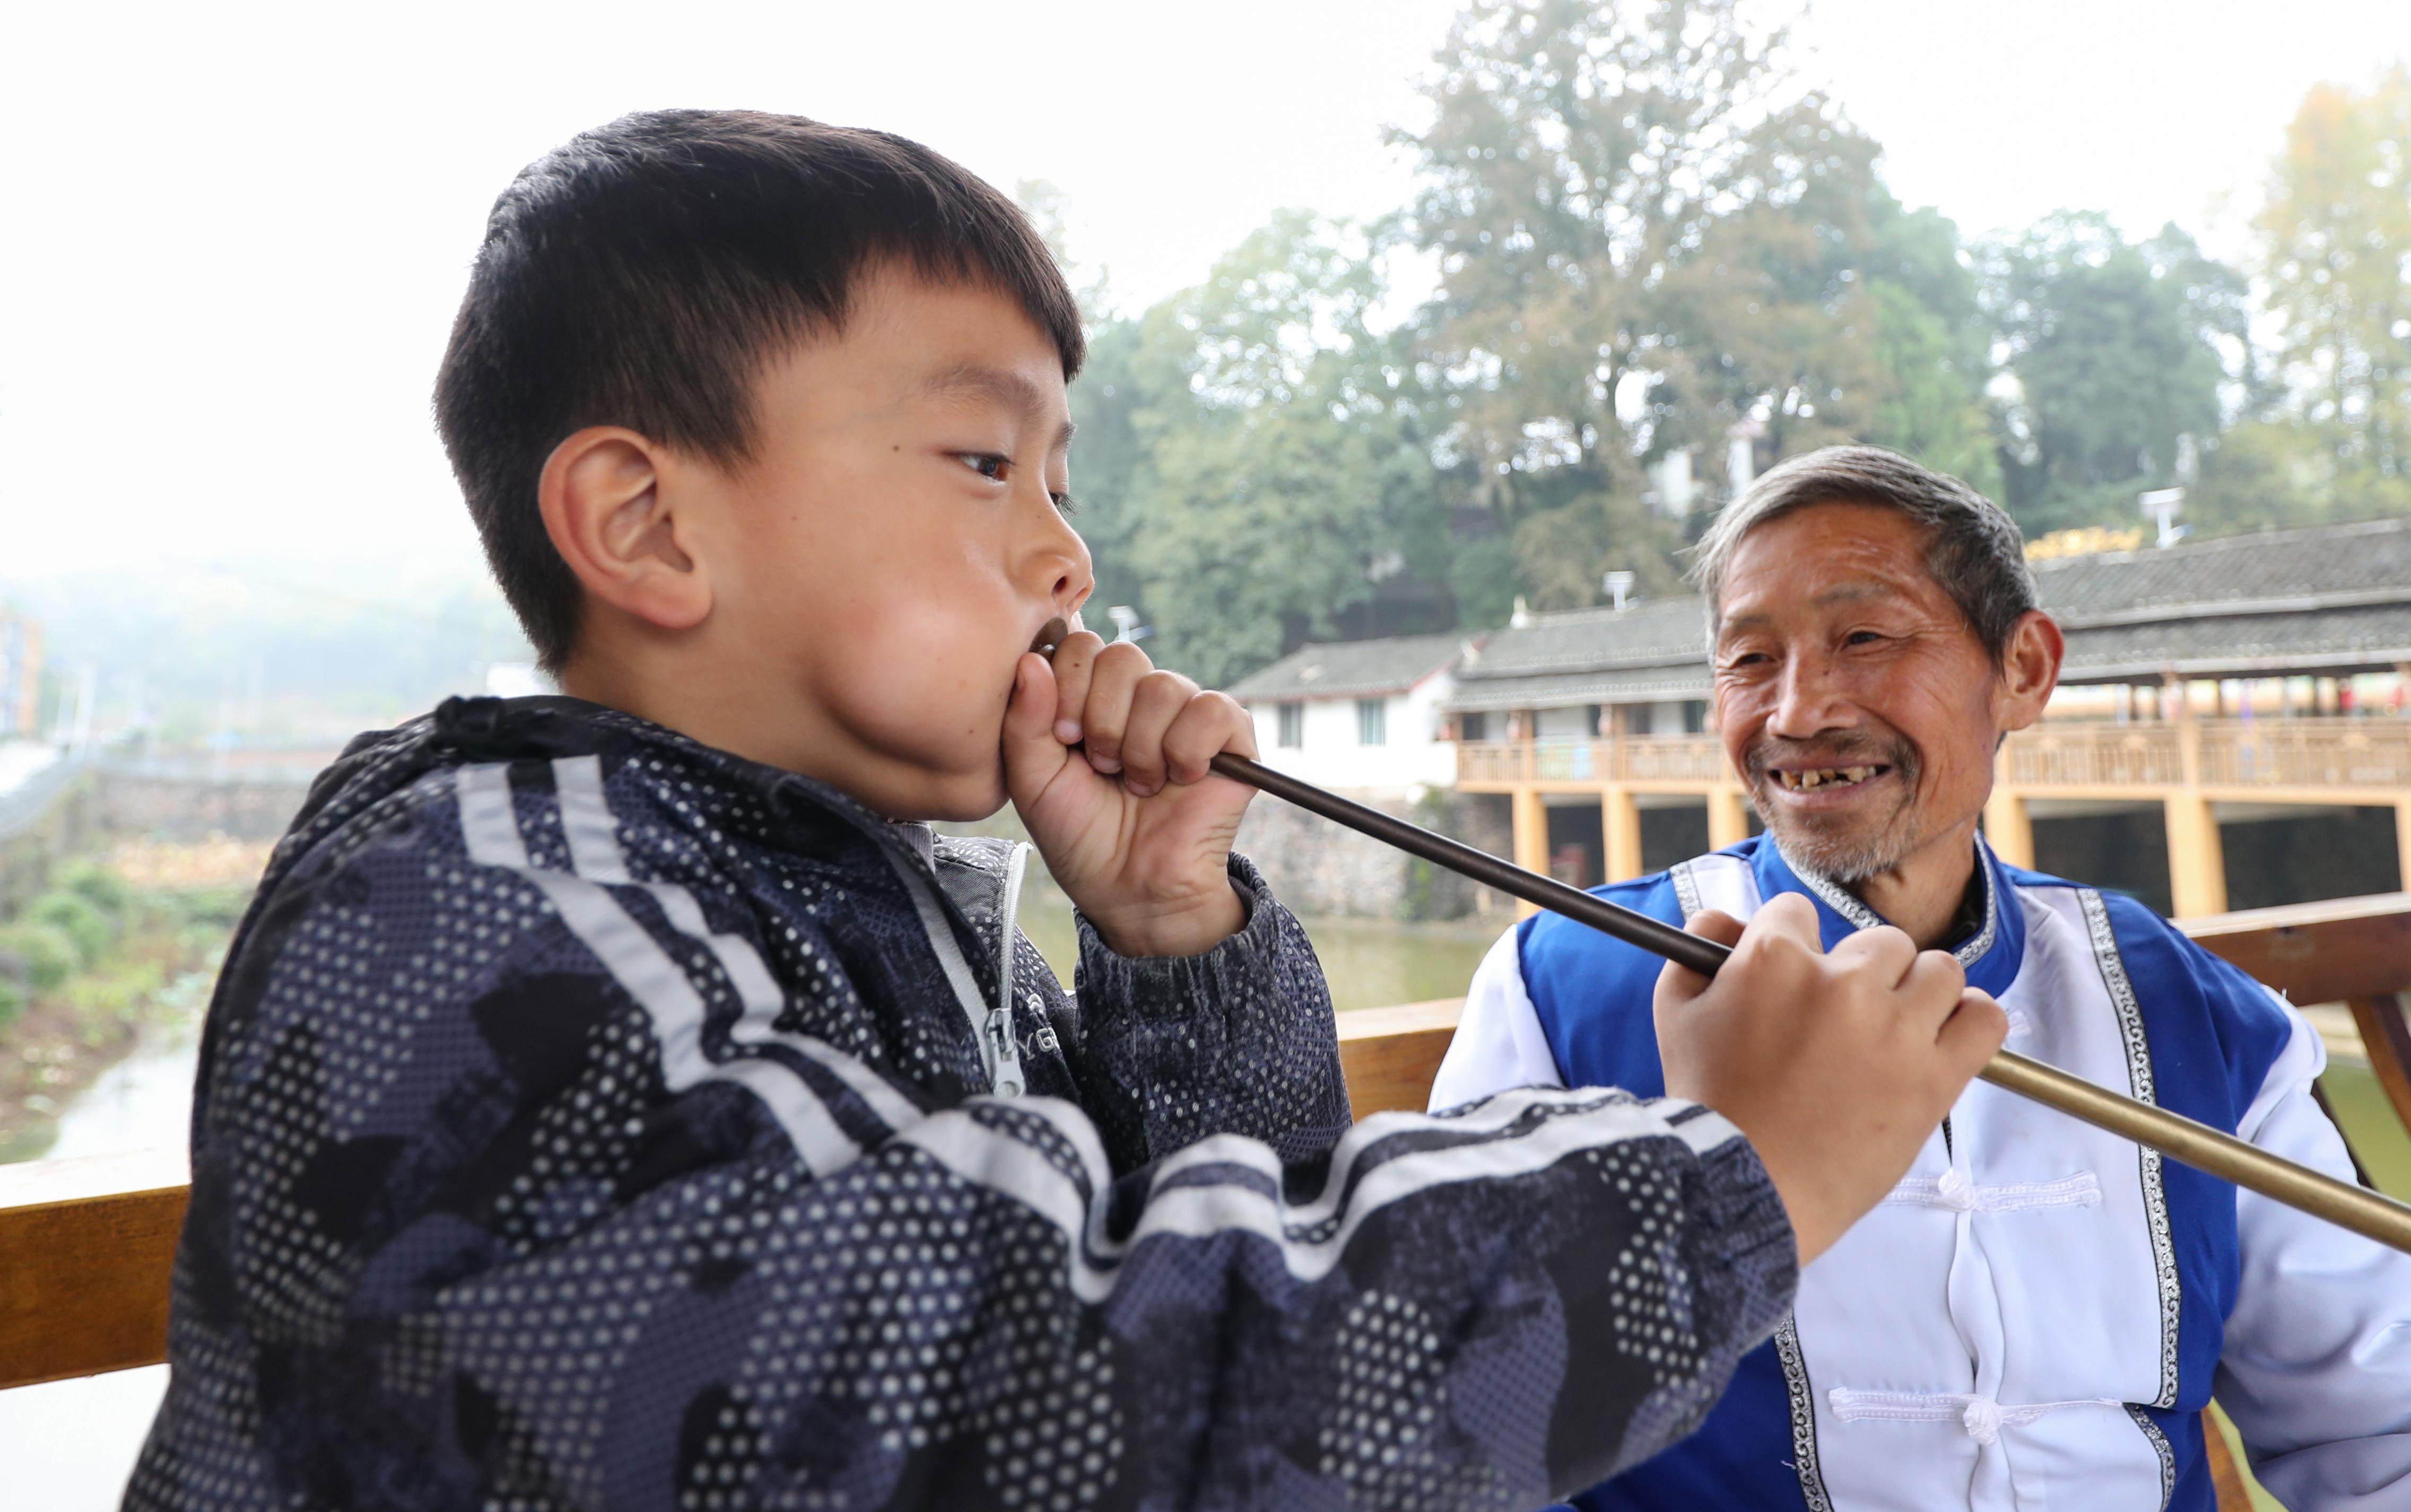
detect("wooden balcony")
[1460,717,2411,798]
[7,894,2411,1398]
[1458,735,1732,789]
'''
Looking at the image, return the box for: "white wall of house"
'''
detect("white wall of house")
[1533,705,1595,739]
[1244,674,1458,792]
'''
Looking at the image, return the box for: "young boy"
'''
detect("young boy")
[127,111,2001,1511]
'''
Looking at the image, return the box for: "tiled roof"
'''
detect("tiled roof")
[1250,518,2411,714]
[2064,602,2411,678]
[1447,663,1714,713]
[1453,597,1709,679]
[2033,517,2411,623]
[1224,631,1467,702]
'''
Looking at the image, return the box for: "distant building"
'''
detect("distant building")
[1232,517,2411,917]
[1224,632,1469,794]
[0,609,40,739]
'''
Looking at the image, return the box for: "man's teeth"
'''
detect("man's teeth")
[1778,766,1880,791]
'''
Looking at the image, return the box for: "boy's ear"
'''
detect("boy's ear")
[537,427,711,635]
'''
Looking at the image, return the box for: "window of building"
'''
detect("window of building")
[1277,702,1303,748]
[1683,700,1707,734]
[1356,698,1387,746]
[1626,703,1653,736]
[1584,704,1603,737]
[1459,711,1487,742]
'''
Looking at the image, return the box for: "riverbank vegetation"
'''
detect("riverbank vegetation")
[0,841,264,1161]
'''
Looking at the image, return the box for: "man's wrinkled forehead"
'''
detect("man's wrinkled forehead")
[1712,503,1951,635]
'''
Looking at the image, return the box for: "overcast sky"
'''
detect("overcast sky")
[4,0,2406,585]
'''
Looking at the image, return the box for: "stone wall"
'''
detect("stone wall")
[1235,789,1520,922]
[0,774,95,916]
[89,771,315,844]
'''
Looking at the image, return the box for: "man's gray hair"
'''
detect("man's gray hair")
[1690,444,2038,662]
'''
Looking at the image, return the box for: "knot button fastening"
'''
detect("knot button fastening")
[1961,1397,2004,1445]
[1937,1166,1977,1212]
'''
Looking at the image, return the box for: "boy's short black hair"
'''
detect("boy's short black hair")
[436,110,1086,672]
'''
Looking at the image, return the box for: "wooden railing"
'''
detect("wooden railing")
[1458,736,1731,787]
[2195,718,2411,790]
[1462,718,2411,796]
[2001,723,2187,788]
[7,894,2411,1396]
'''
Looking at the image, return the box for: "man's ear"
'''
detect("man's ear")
[1994,609,2065,733]
[537,427,711,635]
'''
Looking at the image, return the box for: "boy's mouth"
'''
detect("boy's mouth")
[1030,616,1070,660]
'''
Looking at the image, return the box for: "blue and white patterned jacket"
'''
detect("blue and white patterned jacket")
[128,695,1796,1511]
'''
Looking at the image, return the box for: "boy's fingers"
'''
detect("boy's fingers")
[1937,988,2010,1067]
[1900,949,1970,1033]
[1116,672,1195,797]
[1046,630,1107,744]
[1683,907,1747,948]
[1831,923,1917,986]
[1161,691,1255,784]
[1742,891,1821,954]
[1000,653,1068,799]
[1656,906,1745,1006]
[1080,642,1151,774]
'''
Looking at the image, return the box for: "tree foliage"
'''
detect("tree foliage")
[1045,6,2398,690]
[1981,214,2240,532]
[2250,66,2411,518]
[1073,215,1451,689]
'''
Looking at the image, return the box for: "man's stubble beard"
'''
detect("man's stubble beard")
[1745,740,1925,886]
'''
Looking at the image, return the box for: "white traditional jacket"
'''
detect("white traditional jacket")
[1431,834,2411,1511]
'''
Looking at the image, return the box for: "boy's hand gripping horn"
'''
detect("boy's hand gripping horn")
[1027,617,2411,1255]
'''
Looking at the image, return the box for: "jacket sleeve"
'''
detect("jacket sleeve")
[2212,1009,2411,1508]
[1066,852,1353,1166]
[137,820,1799,1512]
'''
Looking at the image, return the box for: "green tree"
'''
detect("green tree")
[1396,0,2003,606]
[1397,0,1814,604]
[1982,214,2238,532]
[1114,214,1452,687]
[2250,67,2411,517]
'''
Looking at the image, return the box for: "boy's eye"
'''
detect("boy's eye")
[960,453,1013,483]
[1050,491,1079,516]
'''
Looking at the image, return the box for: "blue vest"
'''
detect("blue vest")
[1516,837,2295,1512]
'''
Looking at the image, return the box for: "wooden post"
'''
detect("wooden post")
[2165,792,2228,919]
[1603,787,1644,882]
[1984,786,2035,870]
[1511,786,1548,917]
[1708,788,1752,850]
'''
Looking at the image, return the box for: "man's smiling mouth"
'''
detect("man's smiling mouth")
[1772,765,1891,793]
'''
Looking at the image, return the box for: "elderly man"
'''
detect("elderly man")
[1431,447,2411,1511]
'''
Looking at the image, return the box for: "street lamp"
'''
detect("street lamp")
[2140,487,2188,549]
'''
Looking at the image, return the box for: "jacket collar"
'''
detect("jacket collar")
[1747,831,2024,999]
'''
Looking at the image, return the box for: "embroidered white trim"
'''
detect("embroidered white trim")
[1880,1168,2101,1214]
[2079,887,2182,1409]
[1670,859,1703,923]
[1775,838,1999,967]
[1772,1318,1834,1512]
[2126,1404,2177,1511]
[1826,1388,2121,1447]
